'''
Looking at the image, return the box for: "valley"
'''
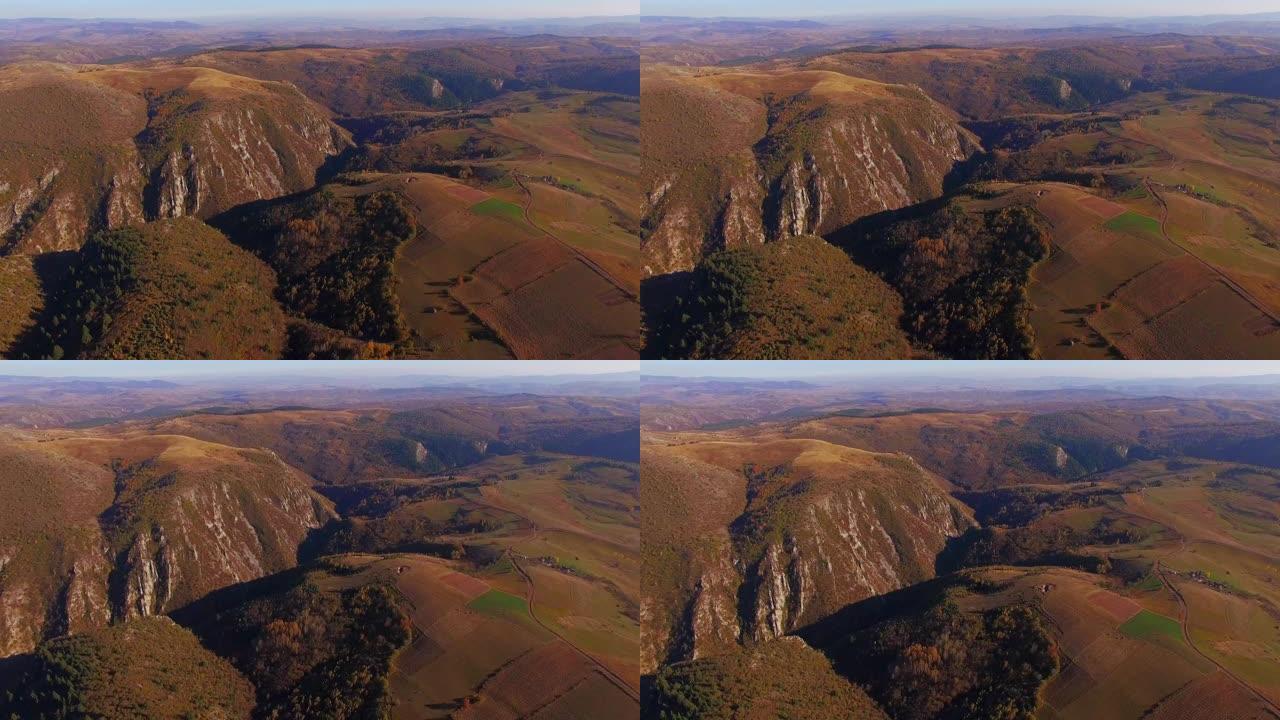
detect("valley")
[641,369,1280,720]
[640,22,1280,359]
[0,28,640,360]
[0,366,640,719]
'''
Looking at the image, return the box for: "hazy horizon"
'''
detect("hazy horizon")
[644,361,1280,381]
[0,360,639,379]
[3,5,1276,21]
[0,1,638,21]
[638,3,1280,20]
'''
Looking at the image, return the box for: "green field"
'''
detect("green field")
[1120,608,1183,644]
[468,588,529,618]
[469,197,525,223]
[1103,210,1162,238]
[1133,574,1164,592]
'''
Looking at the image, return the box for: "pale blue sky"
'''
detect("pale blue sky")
[0,0,637,19]
[0,361,637,378]
[645,361,1280,380]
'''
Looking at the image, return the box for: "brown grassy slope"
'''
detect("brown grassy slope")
[31,218,288,359]
[644,234,911,359]
[0,617,255,720]
[0,254,41,355]
[801,36,1280,120]
[640,441,747,672]
[641,65,976,275]
[647,636,888,720]
[183,41,638,115]
[147,398,638,485]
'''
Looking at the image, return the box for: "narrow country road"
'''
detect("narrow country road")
[461,486,640,702]
[1143,179,1280,325]
[1129,493,1280,715]
[513,174,638,301]
[509,552,641,702]
[1154,552,1280,715]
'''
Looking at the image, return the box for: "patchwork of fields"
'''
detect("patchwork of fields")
[961,93,1280,359]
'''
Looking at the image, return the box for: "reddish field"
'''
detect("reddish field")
[1088,589,1144,623]
[1148,671,1277,720]
[440,571,492,600]
[459,641,593,720]
[464,260,640,359]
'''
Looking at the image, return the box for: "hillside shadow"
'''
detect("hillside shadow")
[9,250,76,359]
[640,674,656,720]
[639,270,694,359]
[206,190,317,253]
[823,193,954,272]
[792,574,959,654]
[314,145,362,186]
[0,652,36,700]
[168,566,313,654]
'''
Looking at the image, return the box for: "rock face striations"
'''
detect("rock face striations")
[0,63,348,255]
[0,433,333,657]
[641,66,977,276]
[641,436,970,673]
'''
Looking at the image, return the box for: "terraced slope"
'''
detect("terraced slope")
[313,172,639,359]
[948,93,1280,359]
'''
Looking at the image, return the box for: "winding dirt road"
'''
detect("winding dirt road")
[512,174,638,301]
[1129,493,1280,715]
[509,553,641,702]
[1144,178,1280,325]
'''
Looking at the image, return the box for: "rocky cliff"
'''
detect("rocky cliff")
[0,62,349,255]
[641,436,970,673]
[642,66,978,275]
[0,432,333,657]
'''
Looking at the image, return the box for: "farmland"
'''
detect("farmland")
[0,369,640,719]
[953,91,1280,359]
[641,373,1280,720]
[0,33,639,360]
[640,23,1280,358]
[293,89,641,359]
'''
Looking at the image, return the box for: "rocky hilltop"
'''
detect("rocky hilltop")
[0,62,348,254]
[0,432,333,657]
[641,436,970,673]
[641,66,977,275]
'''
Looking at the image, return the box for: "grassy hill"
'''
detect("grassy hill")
[645,234,912,359]
[641,435,970,672]
[641,65,976,276]
[647,637,888,720]
[0,617,255,720]
[25,218,287,359]
[184,40,637,116]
